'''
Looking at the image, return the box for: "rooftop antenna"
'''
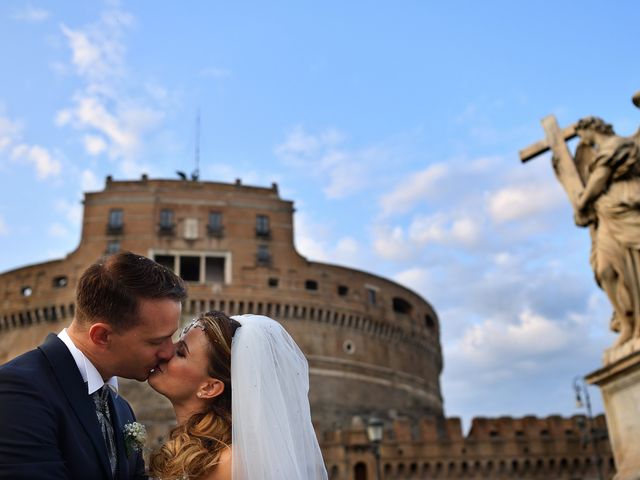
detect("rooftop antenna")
[192,109,200,181]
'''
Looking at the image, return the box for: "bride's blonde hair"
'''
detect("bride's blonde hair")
[149,311,241,480]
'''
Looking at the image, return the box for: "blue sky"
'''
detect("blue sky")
[1,0,639,429]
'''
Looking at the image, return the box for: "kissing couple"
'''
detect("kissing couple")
[0,252,328,480]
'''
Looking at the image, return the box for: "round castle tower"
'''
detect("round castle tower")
[0,176,443,431]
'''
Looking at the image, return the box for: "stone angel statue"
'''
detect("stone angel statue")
[570,113,640,346]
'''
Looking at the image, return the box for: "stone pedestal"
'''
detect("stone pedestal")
[587,345,640,480]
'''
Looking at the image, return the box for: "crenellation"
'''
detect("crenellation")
[323,413,613,479]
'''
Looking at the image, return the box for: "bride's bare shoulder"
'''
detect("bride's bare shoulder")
[200,446,232,480]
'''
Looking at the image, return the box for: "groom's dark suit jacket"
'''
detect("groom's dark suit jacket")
[0,334,147,479]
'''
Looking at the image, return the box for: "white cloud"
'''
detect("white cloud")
[493,251,515,267]
[0,111,61,180]
[60,7,132,82]
[487,181,564,223]
[275,126,390,199]
[48,223,69,237]
[453,308,572,369]
[83,134,107,155]
[61,26,103,78]
[379,163,449,216]
[56,5,164,176]
[58,95,137,154]
[406,213,481,247]
[408,213,447,244]
[55,199,82,225]
[11,144,61,179]
[394,267,435,295]
[81,169,102,191]
[323,151,369,198]
[372,224,415,261]
[451,217,480,245]
[275,126,343,167]
[0,115,22,152]
[294,212,366,268]
[11,5,50,23]
[335,237,359,258]
[293,211,332,262]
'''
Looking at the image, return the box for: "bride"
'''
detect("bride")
[147,311,328,480]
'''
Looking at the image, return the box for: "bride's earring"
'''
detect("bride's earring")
[197,392,202,398]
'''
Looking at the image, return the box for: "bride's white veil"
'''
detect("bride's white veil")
[230,314,328,480]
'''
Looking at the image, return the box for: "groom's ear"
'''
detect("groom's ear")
[88,323,114,348]
[199,379,224,400]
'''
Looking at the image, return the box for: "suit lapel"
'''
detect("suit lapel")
[38,334,113,480]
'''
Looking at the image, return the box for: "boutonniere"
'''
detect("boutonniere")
[123,421,147,456]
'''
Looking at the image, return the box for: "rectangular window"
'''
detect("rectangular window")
[205,257,225,283]
[256,214,270,238]
[159,209,174,231]
[179,256,200,282]
[256,245,271,265]
[154,255,175,272]
[208,212,223,232]
[108,209,123,230]
[106,240,120,255]
[366,287,377,306]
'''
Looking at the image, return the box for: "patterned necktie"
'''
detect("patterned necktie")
[91,386,117,478]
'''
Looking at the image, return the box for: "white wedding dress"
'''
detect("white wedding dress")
[230,315,328,480]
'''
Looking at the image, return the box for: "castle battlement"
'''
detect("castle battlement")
[321,414,613,479]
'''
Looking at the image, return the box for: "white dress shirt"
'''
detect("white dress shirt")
[58,328,118,395]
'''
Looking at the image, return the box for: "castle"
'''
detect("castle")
[0,176,614,479]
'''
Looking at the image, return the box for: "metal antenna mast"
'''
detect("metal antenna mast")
[193,109,200,181]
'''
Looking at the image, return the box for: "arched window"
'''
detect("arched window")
[354,462,367,480]
[392,297,412,314]
[329,465,339,480]
[560,458,569,472]
[425,314,436,329]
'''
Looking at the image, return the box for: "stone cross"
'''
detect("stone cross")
[519,115,582,209]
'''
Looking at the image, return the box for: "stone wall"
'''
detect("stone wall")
[323,414,614,480]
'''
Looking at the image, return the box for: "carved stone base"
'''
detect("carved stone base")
[603,338,640,365]
[587,348,640,480]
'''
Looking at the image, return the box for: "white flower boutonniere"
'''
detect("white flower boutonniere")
[123,421,147,456]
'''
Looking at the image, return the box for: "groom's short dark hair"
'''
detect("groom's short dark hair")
[75,251,187,331]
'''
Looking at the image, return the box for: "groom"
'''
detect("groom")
[0,252,187,479]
